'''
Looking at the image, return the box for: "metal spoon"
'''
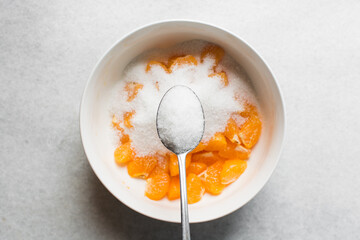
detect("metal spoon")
[156,85,205,240]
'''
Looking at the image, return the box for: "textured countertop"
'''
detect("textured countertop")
[1,0,360,239]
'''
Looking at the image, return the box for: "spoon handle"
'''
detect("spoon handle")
[177,153,191,240]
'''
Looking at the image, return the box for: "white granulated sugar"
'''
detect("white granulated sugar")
[157,86,204,154]
[110,40,257,156]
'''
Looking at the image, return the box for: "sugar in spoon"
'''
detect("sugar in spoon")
[156,85,205,240]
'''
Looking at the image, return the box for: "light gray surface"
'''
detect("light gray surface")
[1,0,360,239]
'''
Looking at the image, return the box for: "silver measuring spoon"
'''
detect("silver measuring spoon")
[156,85,205,240]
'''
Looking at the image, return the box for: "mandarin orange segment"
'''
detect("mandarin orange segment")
[200,160,225,195]
[114,142,134,165]
[112,115,130,144]
[117,127,130,144]
[239,103,258,118]
[220,159,247,184]
[204,132,227,151]
[218,140,251,159]
[123,111,135,129]
[190,142,206,154]
[187,173,205,204]
[145,171,170,200]
[187,162,207,175]
[124,82,144,102]
[239,114,262,149]
[224,118,240,144]
[167,176,180,200]
[209,71,229,86]
[192,151,221,166]
[155,153,170,174]
[169,55,198,72]
[127,156,157,178]
[149,166,166,177]
[167,54,185,68]
[169,154,191,176]
[200,45,225,66]
[120,134,130,144]
[145,60,169,73]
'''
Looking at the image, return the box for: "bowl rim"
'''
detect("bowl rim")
[80,19,286,223]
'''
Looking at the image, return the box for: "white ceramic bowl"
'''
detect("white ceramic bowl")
[80,20,285,223]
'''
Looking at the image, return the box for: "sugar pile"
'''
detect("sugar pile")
[110,40,256,156]
[156,85,204,154]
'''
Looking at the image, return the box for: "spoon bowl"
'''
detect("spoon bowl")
[156,85,205,154]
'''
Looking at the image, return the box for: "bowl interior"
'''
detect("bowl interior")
[80,21,285,223]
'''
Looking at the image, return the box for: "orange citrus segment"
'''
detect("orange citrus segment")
[239,114,262,149]
[167,54,185,67]
[120,134,130,144]
[124,82,143,102]
[127,156,157,178]
[114,142,134,164]
[187,173,205,204]
[224,118,240,144]
[209,71,229,86]
[155,153,170,174]
[192,151,221,166]
[220,159,247,184]
[112,116,130,144]
[200,160,225,195]
[145,60,169,73]
[145,171,170,200]
[218,140,251,159]
[119,131,130,144]
[187,162,207,175]
[169,154,191,176]
[123,111,135,129]
[149,165,166,177]
[204,133,227,151]
[167,176,180,200]
[200,45,224,67]
[190,142,206,154]
[239,103,258,119]
[169,55,198,72]
[111,115,130,144]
